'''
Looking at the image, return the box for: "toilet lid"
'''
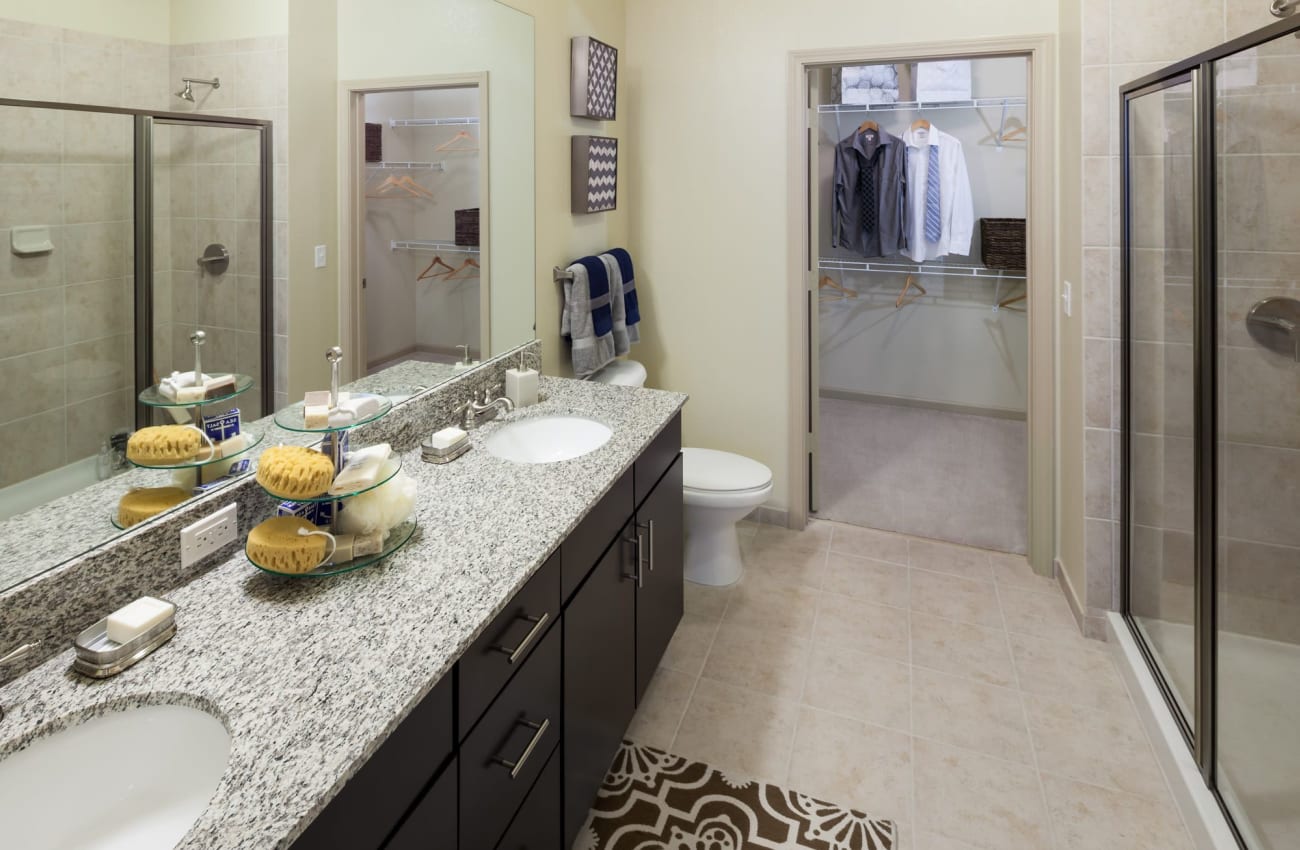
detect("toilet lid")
[591,359,647,387]
[682,448,772,493]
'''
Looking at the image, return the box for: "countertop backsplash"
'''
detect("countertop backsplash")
[0,341,541,687]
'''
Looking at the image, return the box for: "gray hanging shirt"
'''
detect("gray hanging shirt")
[832,126,907,259]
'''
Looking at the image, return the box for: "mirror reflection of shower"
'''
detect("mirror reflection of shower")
[175,76,220,102]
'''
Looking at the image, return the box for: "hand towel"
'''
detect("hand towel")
[561,257,617,378]
[600,254,630,356]
[605,248,640,345]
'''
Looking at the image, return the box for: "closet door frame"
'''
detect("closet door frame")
[784,35,1058,578]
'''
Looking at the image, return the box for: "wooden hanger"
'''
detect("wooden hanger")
[856,119,879,135]
[910,118,931,132]
[895,274,927,308]
[435,130,478,152]
[998,291,1027,309]
[818,274,858,300]
[443,257,481,281]
[417,255,456,281]
[366,174,433,199]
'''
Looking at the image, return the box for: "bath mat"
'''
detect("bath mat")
[576,740,896,850]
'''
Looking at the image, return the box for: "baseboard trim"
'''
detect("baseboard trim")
[818,388,1028,421]
[1106,613,1241,850]
[1055,558,1091,639]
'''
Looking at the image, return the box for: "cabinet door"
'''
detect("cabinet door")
[635,454,684,703]
[562,521,637,847]
[495,747,561,850]
[384,757,457,850]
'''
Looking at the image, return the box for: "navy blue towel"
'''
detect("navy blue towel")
[577,255,613,339]
[608,248,640,327]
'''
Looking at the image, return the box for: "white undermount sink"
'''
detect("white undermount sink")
[0,704,231,850]
[485,416,613,464]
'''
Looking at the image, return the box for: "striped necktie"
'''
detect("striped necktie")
[925,143,942,244]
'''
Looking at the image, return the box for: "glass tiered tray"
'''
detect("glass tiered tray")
[257,454,403,503]
[138,374,256,408]
[273,393,393,433]
[247,519,417,578]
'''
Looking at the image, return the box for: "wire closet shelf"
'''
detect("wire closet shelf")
[817,96,1027,114]
[389,116,480,128]
[819,258,1025,280]
[391,240,480,254]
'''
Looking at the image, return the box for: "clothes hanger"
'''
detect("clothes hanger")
[435,130,478,152]
[395,175,435,198]
[417,255,456,281]
[444,257,481,281]
[895,274,927,308]
[818,274,858,299]
[910,118,932,132]
[366,175,428,199]
[998,291,1027,309]
[856,119,879,135]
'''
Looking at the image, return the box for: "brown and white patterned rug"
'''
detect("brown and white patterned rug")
[576,741,896,850]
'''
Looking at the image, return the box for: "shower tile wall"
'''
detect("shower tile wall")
[165,35,289,418]
[1077,0,1292,638]
[0,20,169,487]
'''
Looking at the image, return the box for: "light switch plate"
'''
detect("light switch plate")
[180,503,238,568]
[1062,280,1073,317]
[314,245,327,268]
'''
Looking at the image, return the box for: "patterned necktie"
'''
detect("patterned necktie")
[859,148,878,234]
[925,143,942,243]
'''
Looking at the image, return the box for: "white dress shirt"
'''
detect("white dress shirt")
[901,124,974,262]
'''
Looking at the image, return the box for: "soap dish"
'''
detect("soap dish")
[421,429,471,465]
[72,603,177,679]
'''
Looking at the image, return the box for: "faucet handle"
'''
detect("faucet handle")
[0,641,41,667]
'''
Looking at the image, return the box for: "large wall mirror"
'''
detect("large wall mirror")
[0,0,537,593]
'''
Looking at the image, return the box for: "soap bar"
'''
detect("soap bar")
[106,597,175,644]
[203,374,237,399]
[304,390,331,407]
[304,404,329,429]
[427,427,468,451]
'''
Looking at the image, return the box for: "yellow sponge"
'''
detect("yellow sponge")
[256,445,335,500]
[117,487,191,527]
[127,425,204,465]
[247,516,329,574]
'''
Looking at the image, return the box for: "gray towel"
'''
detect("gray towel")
[561,261,617,378]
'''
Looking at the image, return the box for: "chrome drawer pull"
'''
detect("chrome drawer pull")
[491,612,549,665]
[644,519,656,572]
[492,717,550,779]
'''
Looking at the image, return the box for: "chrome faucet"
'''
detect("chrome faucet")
[460,386,514,430]
[0,641,41,723]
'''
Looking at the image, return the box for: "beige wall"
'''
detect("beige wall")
[170,0,288,45]
[0,0,170,44]
[622,0,1058,512]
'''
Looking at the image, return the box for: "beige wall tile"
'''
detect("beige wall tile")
[0,348,64,423]
[1085,428,1113,520]
[62,111,130,165]
[788,707,912,825]
[1083,156,1112,247]
[65,335,131,403]
[913,737,1051,850]
[815,593,910,661]
[1221,345,1300,449]
[235,49,288,108]
[912,667,1033,764]
[1083,67,1111,157]
[1085,518,1118,611]
[1082,0,1109,65]
[1110,0,1223,65]
[1221,442,1300,547]
[1083,247,1114,339]
[61,44,123,108]
[0,164,62,231]
[701,622,811,701]
[61,165,129,225]
[0,289,62,359]
[1221,155,1300,253]
[0,230,63,296]
[822,553,909,609]
[65,388,131,461]
[66,278,131,343]
[1043,774,1192,850]
[672,678,798,786]
[802,643,911,733]
[0,105,63,165]
[0,36,62,101]
[0,408,65,486]
[910,568,1003,629]
[626,667,695,752]
[62,221,130,285]
[195,164,237,219]
[1085,337,1113,428]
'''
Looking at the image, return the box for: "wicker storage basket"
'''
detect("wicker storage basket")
[364,123,382,163]
[979,218,1026,271]
[455,209,480,248]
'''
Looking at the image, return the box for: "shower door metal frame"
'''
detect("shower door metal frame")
[1119,15,1300,849]
[0,97,275,425]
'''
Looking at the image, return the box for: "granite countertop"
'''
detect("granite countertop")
[0,377,687,850]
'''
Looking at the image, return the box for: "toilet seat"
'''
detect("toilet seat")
[589,359,647,387]
[681,448,773,509]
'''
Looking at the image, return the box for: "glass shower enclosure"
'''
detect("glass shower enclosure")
[0,97,273,514]
[1122,15,1300,850]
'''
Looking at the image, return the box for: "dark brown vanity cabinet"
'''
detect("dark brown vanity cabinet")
[293,414,682,850]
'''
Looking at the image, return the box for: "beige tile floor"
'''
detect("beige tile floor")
[626,519,1195,850]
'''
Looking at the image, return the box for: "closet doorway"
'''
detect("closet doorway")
[787,38,1056,570]
[340,76,489,379]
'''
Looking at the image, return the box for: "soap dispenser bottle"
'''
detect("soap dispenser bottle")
[505,353,539,408]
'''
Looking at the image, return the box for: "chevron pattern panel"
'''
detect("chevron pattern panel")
[571,36,618,120]
[571,135,618,214]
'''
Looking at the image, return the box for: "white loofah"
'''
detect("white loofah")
[336,461,416,536]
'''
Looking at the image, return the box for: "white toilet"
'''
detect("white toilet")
[591,359,774,586]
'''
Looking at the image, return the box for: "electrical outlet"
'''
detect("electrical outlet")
[181,503,238,568]
[314,244,327,269]
[1062,280,1073,317]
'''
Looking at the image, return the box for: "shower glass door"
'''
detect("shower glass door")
[1214,29,1300,850]
[1124,74,1198,735]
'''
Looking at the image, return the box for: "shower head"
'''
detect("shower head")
[174,76,220,103]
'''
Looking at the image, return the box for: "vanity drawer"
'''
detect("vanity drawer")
[634,414,681,508]
[494,745,561,850]
[459,621,562,850]
[459,550,561,741]
[561,468,633,602]
[291,676,454,850]
[384,756,457,850]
